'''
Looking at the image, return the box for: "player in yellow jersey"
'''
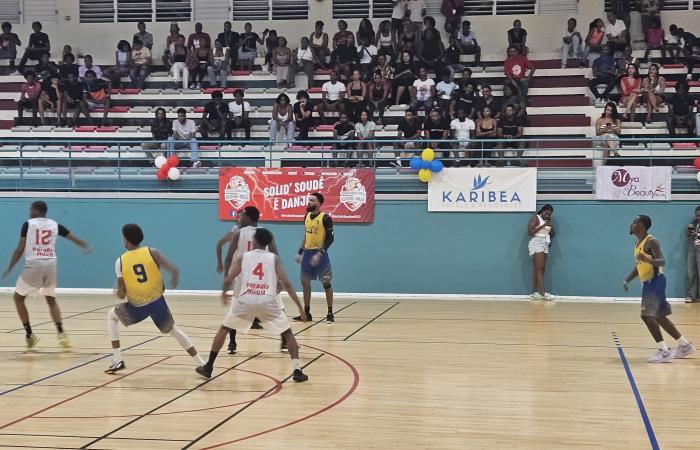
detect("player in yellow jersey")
[104,224,205,374]
[294,192,335,323]
[623,215,695,363]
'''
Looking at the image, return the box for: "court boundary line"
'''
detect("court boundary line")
[344,302,400,341]
[611,332,660,450]
[4,304,115,334]
[293,301,357,335]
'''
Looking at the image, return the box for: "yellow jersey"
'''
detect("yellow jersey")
[635,235,662,283]
[304,212,326,250]
[119,246,164,305]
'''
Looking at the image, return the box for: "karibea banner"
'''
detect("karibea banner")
[428,168,537,212]
[595,166,672,201]
[219,167,375,222]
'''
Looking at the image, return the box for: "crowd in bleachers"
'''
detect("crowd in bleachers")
[2,0,700,167]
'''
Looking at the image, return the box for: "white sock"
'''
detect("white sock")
[678,336,690,347]
[292,359,301,371]
[112,347,122,363]
[657,341,669,351]
[192,354,205,366]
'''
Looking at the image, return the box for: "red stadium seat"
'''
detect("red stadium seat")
[308,87,322,93]
[74,126,98,132]
[84,146,109,152]
[287,145,309,151]
[231,70,251,76]
[315,124,334,131]
[314,68,333,75]
[193,106,206,113]
[662,63,685,69]
[94,106,129,113]
[112,88,141,95]
[200,145,220,150]
[672,142,697,149]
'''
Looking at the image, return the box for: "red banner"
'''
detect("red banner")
[219,167,375,222]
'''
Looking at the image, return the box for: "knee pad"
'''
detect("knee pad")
[323,282,332,290]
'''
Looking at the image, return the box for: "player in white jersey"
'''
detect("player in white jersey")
[2,201,91,348]
[197,228,309,382]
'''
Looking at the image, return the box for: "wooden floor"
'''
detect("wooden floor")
[1,294,699,450]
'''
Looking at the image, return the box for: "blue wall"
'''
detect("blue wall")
[0,198,694,298]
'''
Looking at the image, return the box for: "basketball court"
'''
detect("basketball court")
[1,293,699,449]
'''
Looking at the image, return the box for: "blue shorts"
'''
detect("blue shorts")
[641,274,672,319]
[114,296,175,333]
[301,250,333,284]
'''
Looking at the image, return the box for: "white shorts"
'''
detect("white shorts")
[222,294,290,335]
[15,261,57,297]
[528,236,549,257]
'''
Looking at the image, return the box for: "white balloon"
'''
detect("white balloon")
[154,155,167,169]
[167,167,181,181]
[696,171,700,183]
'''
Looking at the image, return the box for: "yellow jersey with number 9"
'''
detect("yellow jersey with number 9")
[120,246,164,305]
[304,212,326,250]
[635,235,662,283]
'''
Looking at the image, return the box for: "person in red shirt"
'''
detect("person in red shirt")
[17,70,41,126]
[504,45,535,97]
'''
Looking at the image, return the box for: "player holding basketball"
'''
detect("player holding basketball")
[3,201,91,348]
[294,192,335,323]
[197,228,309,381]
[105,224,205,373]
[623,215,695,363]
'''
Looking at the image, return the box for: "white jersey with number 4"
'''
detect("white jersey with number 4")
[239,250,277,300]
[25,218,59,261]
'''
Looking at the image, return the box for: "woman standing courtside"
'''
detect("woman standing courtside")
[685,206,700,303]
[528,205,555,300]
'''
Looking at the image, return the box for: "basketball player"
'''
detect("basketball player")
[623,215,695,363]
[197,228,309,382]
[294,193,335,323]
[2,201,91,348]
[105,224,205,373]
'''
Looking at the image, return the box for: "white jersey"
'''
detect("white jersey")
[237,226,257,255]
[239,250,277,299]
[24,218,60,261]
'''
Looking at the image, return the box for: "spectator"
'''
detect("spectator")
[62,45,72,59]
[209,39,230,88]
[644,17,666,63]
[163,22,181,69]
[188,22,211,51]
[605,12,628,55]
[287,37,318,89]
[436,71,459,116]
[293,90,314,141]
[376,20,396,64]
[679,27,700,80]
[611,0,631,29]
[560,18,582,68]
[170,35,189,89]
[528,205,555,300]
[78,55,102,82]
[444,36,465,80]
[642,63,665,124]
[375,54,395,82]
[441,0,464,37]
[264,30,278,72]
[217,21,239,70]
[106,40,131,88]
[346,69,368,121]
[59,53,79,79]
[507,19,529,56]
[685,206,700,303]
[666,79,695,137]
[142,108,172,160]
[421,16,438,41]
[60,70,88,127]
[450,107,474,166]
[16,70,40,126]
[168,108,200,167]
[423,109,450,159]
[368,72,390,125]
[0,22,21,73]
[358,18,376,45]
[504,45,535,98]
[407,0,426,38]
[18,21,50,73]
[450,79,476,120]
[333,111,355,165]
[309,21,330,67]
[497,104,525,166]
[395,108,422,166]
[355,109,376,167]
[238,23,263,72]
[619,63,642,122]
[456,20,481,65]
[357,36,378,81]
[460,67,478,91]
[582,18,605,67]
[410,66,435,112]
[664,24,682,62]
[133,21,153,50]
[501,83,527,122]
[35,53,61,126]
[587,45,617,104]
[476,85,502,120]
[34,51,59,80]
[82,69,111,126]
[616,45,639,76]
[272,37,293,88]
[640,0,662,35]
[594,102,621,160]
[129,39,151,90]
[416,27,444,72]
[332,20,356,80]
[270,93,295,144]
[475,105,497,166]
[399,16,418,54]
[200,91,229,139]
[226,89,252,139]
[391,0,408,39]
[393,50,417,105]
[189,42,213,89]
[318,70,347,123]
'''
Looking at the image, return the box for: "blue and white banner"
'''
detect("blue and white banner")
[595,166,672,201]
[428,168,537,212]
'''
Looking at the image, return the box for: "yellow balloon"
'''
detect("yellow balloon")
[418,169,432,182]
[421,148,435,162]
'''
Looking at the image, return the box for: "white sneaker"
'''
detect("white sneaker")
[26,334,40,349]
[673,343,696,359]
[192,160,202,168]
[685,298,694,303]
[647,349,673,363]
[543,292,555,301]
[57,332,71,348]
[530,292,543,300]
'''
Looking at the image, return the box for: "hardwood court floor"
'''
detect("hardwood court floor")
[1,294,699,450]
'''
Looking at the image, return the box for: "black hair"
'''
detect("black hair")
[176,108,187,115]
[137,21,146,26]
[211,90,223,99]
[241,206,260,222]
[155,107,166,116]
[462,20,471,27]
[233,88,244,97]
[224,21,231,26]
[568,17,577,26]
[276,93,290,104]
[695,205,700,212]
[670,24,678,32]
[311,192,325,204]
[32,21,42,29]
[133,38,143,46]
[117,40,131,51]
[650,17,661,27]
[296,90,309,100]
[31,201,47,215]
[84,69,96,77]
[538,204,553,214]
[64,52,75,62]
[2,22,11,29]
[84,54,93,60]
[507,45,519,53]
[423,16,435,28]
[254,228,273,248]
[24,70,37,79]
[315,20,324,27]
[405,107,416,115]
[601,101,619,120]
[122,224,144,246]
[637,215,652,230]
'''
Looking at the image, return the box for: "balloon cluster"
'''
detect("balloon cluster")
[155,155,181,181]
[695,158,700,182]
[409,148,443,182]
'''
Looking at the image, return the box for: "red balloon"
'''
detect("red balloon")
[156,167,168,180]
[694,157,700,170]
[167,155,180,167]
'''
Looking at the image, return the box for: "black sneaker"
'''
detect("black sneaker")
[326,313,335,324]
[251,318,263,329]
[292,313,311,322]
[292,369,308,382]
[196,365,212,379]
[105,360,126,374]
[280,337,288,353]
[227,341,237,355]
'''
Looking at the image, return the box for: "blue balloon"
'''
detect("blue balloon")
[409,157,422,170]
[421,160,430,170]
[430,160,444,173]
